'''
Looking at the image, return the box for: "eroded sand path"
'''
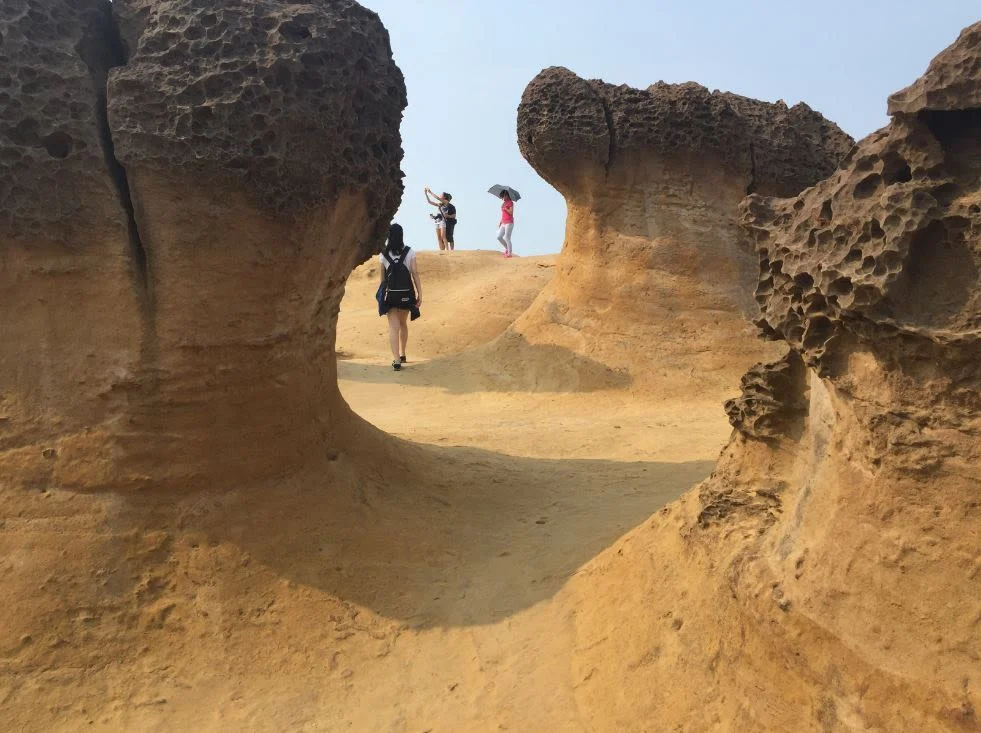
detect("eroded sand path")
[2,251,736,733]
[324,250,734,731]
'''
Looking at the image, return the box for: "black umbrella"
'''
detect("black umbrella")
[487,184,521,202]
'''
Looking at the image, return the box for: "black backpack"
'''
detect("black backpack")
[382,247,415,307]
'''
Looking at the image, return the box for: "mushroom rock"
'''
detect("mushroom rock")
[569,23,981,731]
[514,68,854,393]
[1,0,406,489]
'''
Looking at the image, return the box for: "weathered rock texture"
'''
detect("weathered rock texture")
[888,21,981,115]
[723,351,808,440]
[568,23,981,732]
[509,68,853,394]
[0,0,143,470]
[0,0,405,489]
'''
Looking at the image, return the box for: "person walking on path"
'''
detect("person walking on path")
[377,223,422,371]
[497,190,515,257]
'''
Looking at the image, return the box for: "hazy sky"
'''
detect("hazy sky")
[361,1,978,256]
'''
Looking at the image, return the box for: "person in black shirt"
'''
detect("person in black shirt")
[440,193,457,250]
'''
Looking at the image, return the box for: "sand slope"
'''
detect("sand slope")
[338,249,557,362]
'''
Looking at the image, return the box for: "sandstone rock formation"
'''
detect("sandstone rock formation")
[1,0,405,489]
[569,22,981,731]
[0,0,143,480]
[510,69,853,394]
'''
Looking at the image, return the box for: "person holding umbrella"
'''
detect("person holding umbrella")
[488,184,519,258]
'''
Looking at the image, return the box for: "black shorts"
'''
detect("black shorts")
[444,219,456,243]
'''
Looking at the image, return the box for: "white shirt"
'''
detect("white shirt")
[380,248,416,270]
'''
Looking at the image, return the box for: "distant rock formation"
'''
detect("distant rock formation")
[570,21,981,731]
[513,69,853,394]
[0,0,405,489]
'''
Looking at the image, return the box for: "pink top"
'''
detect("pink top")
[500,200,514,225]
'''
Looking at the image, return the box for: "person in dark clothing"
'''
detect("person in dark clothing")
[439,193,457,250]
[377,223,423,371]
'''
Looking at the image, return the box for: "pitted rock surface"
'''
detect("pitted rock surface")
[518,66,853,198]
[584,24,981,732]
[724,351,808,440]
[888,21,981,114]
[108,0,406,228]
[507,66,850,395]
[2,0,407,490]
[741,25,981,373]
[0,0,123,236]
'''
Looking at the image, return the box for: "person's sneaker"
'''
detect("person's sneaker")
[400,355,407,364]
[392,360,401,371]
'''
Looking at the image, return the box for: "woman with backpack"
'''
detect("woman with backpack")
[378,223,423,371]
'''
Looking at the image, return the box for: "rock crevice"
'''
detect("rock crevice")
[76,2,151,303]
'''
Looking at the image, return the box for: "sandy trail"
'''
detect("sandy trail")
[323,250,733,730]
[3,251,736,732]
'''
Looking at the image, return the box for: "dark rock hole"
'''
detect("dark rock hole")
[793,272,814,289]
[853,173,881,199]
[40,130,73,158]
[278,20,311,42]
[828,277,853,296]
[881,152,912,185]
[802,316,834,351]
[819,200,833,223]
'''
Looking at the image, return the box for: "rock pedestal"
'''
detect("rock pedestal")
[514,68,853,392]
[1,0,406,489]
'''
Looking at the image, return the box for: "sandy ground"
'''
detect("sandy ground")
[3,250,740,732]
[327,250,735,730]
[338,250,737,461]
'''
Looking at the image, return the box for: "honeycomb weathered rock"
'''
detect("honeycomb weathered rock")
[0,0,124,237]
[742,42,981,374]
[570,23,981,731]
[1,0,407,489]
[887,21,981,115]
[518,66,854,199]
[724,351,808,440]
[108,0,406,229]
[508,67,853,394]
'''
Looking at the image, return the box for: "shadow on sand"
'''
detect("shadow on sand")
[120,430,711,629]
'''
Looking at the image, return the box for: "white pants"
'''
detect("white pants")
[496,222,513,252]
